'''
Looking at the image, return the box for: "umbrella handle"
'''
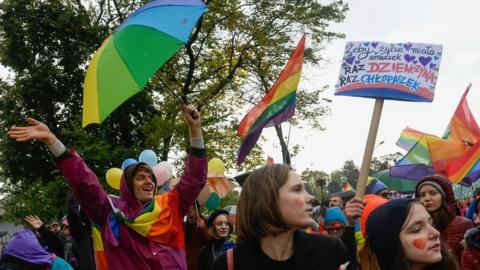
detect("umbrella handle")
[158,77,188,105]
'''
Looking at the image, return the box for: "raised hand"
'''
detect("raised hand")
[25,215,44,229]
[180,104,202,138]
[7,118,57,146]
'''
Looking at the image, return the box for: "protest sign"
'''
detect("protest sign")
[335,42,442,102]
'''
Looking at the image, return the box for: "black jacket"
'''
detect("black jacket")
[212,231,352,270]
[66,193,96,270]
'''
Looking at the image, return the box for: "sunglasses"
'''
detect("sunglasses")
[326,226,345,232]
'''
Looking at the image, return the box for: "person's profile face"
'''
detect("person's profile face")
[399,203,442,266]
[278,171,315,229]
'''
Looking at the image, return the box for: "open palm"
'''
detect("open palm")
[7,118,56,145]
[25,215,43,229]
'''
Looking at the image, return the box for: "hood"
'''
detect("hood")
[465,227,480,250]
[415,174,455,217]
[3,229,53,266]
[120,162,157,205]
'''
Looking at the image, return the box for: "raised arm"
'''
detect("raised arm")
[8,118,111,224]
[25,215,65,258]
[172,104,208,216]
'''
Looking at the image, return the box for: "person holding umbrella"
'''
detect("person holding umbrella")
[7,104,207,270]
[213,164,352,270]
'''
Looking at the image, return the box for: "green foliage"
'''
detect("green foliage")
[341,160,359,182]
[370,152,403,174]
[301,169,329,202]
[0,0,348,222]
[218,189,240,209]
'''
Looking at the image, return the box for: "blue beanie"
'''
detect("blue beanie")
[366,178,388,195]
[324,207,347,225]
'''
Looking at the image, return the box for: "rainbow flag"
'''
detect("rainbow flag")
[428,139,469,175]
[446,139,480,183]
[442,83,480,145]
[397,134,436,166]
[236,35,305,165]
[125,192,184,247]
[396,127,436,151]
[92,225,108,270]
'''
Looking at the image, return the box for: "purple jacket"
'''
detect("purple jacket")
[56,150,207,270]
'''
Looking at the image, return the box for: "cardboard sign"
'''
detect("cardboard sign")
[335,42,442,102]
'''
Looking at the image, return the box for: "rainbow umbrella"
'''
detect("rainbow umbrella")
[82,0,207,127]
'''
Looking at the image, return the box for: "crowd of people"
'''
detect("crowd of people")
[1,105,480,270]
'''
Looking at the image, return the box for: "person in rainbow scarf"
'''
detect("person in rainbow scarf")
[7,104,207,270]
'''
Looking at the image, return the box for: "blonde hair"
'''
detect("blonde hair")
[357,241,381,270]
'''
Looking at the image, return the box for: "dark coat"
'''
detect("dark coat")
[66,193,96,270]
[212,231,351,270]
[184,216,209,270]
[462,226,480,270]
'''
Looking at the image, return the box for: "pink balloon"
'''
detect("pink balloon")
[153,161,172,186]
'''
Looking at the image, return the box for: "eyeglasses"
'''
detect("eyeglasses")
[214,221,230,227]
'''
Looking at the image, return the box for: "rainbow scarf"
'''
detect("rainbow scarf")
[236,35,305,165]
[92,192,184,269]
[442,84,480,145]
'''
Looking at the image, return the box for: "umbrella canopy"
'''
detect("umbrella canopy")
[83,0,207,127]
[373,169,418,193]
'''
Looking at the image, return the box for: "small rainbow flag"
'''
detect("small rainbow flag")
[236,35,305,165]
[442,83,480,145]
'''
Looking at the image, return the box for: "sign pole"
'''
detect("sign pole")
[356,98,384,197]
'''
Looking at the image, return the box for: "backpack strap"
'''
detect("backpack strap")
[227,248,234,270]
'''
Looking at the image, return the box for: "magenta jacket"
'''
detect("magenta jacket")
[56,149,207,270]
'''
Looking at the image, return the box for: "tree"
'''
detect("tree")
[301,169,329,202]
[0,0,348,222]
[341,159,359,184]
[370,152,403,174]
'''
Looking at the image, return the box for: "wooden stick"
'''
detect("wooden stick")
[356,98,384,197]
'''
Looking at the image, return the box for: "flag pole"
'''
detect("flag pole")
[356,98,384,197]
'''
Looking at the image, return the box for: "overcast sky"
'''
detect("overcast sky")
[262,0,480,173]
[2,1,480,176]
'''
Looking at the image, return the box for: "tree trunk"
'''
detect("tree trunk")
[274,124,291,165]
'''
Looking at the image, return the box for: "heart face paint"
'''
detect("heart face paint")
[412,237,428,249]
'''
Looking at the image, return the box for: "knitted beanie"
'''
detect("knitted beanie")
[366,199,414,270]
[324,207,347,226]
